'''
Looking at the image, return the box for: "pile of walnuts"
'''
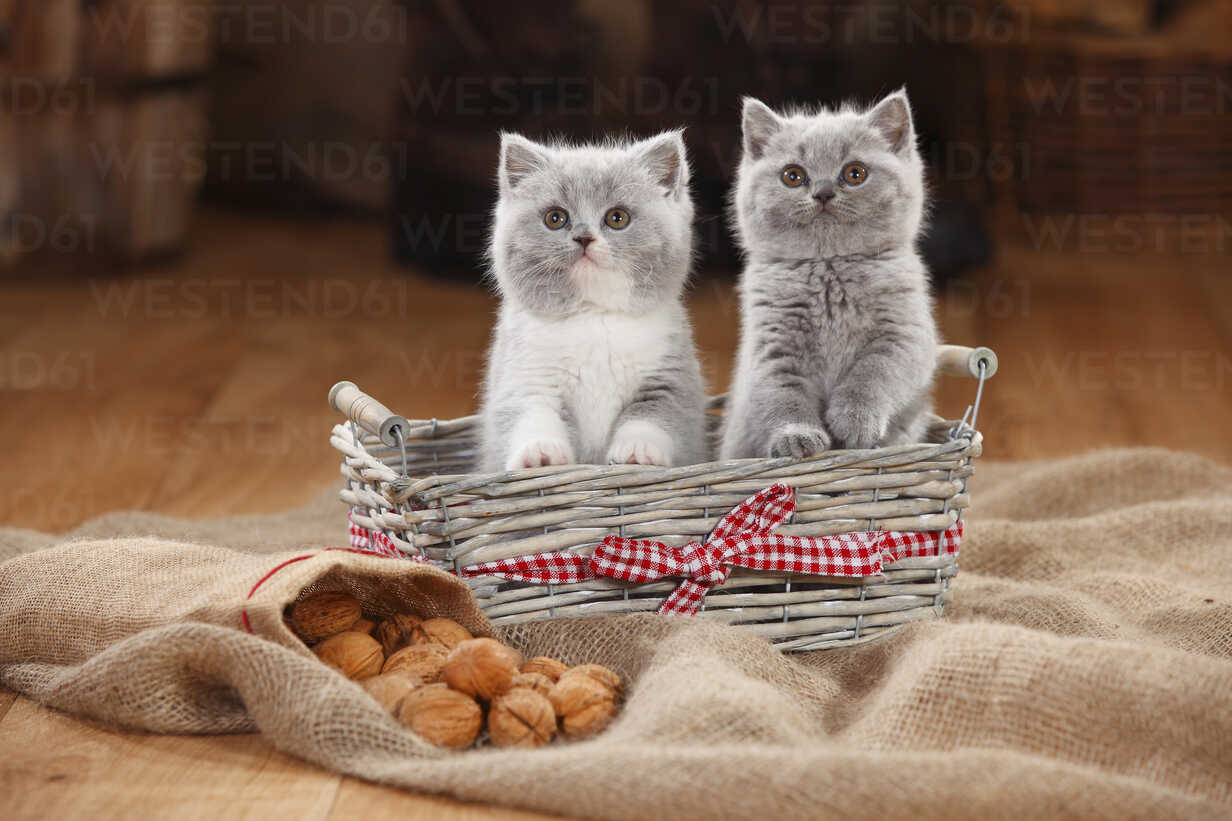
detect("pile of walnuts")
[288,591,622,750]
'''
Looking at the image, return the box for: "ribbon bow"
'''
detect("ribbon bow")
[462,483,962,616]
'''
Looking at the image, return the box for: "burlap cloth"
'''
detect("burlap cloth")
[2,448,1230,819]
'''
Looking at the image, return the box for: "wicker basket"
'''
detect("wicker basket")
[329,345,997,651]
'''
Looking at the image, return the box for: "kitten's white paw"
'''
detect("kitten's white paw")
[825,406,888,450]
[607,420,673,466]
[768,424,831,459]
[508,439,575,470]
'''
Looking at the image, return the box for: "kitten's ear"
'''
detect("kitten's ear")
[634,130,688,196]
[866,89,915,155]
[741,98,781,161]
[499,133,549,189]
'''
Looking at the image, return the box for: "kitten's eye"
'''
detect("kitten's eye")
[841,163,869,185]
[781,165,807,188]
[543,208,569,230]
[604,207,631,230]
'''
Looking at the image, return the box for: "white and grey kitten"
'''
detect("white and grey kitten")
[478,131,708,472]
[720,90,938,460]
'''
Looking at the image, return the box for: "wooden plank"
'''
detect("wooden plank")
[0,689,15,722]
[4,84,104,271]
[1195,263,1232,351]
[330,777,566,821]
[0,103,17,266]
[4,0,81,83]
[142,215,495,519]
[2,0,215,82]
[82,0,215,80]
[970,243,1232,464]
[973,246,1136,461]
[93,86,210,257]
[0,696,341,820]
[999,0,1154,34]
[0,694,558,821]
[1165,1,1232,55]
[1,82,207,267]
[0,298,247,530]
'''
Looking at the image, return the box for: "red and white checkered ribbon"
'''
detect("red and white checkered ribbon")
[348,513,429,562]
[462,483,962,615]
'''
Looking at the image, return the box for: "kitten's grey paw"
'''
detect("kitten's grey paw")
[768,424,831,459]
[607,420,673,466]
[507,439,575,470]
[825,407,888,450]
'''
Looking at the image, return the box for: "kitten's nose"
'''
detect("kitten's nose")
[573,234,595,249]
[813,186,836,206]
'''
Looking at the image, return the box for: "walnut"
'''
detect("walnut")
[409,617,473,650]
[548,674,618,739]
[361,671,422,714]
[442,638,523,701]
[351,618,376,636]
[313,631,384,680]
[561,663,623,697]
[521,656,569,682]
[374,612,423,655]
[291,591,362,642]
[488,688,556,748]
[398,683,483,749]
[510,671,554,697]
[382,643,449,683]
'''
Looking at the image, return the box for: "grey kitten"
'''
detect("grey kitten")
[720,90,938,460]
[478,131,708,473]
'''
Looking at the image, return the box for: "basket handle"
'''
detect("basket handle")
[936,345,997,434]
[328,381,410,448]
[936,345,998,380]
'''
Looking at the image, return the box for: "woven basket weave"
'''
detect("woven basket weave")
[329,345,996,651]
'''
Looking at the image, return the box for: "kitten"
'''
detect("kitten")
[478,131,708,473]
[720,90,938,460]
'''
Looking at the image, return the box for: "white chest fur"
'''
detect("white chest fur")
[511,307,676,459]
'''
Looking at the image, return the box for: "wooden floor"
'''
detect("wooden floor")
[1,209,1230,819]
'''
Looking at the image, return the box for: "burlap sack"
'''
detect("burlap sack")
[2,448,1231,820]
[0,542,490,735]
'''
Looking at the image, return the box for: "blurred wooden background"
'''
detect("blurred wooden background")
[2,0,1230,268]
[2,207,1228,533]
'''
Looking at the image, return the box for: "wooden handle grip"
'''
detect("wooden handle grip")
[328,381,410,447]
[936,345,998,380]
